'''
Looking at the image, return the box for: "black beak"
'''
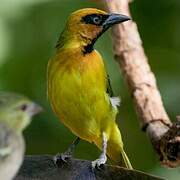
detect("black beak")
[103,13,131,29]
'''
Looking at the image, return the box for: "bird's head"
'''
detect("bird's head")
[57,8,130,53]
[0,92,42,133]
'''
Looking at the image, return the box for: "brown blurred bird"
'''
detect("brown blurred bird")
[48,8,132,169]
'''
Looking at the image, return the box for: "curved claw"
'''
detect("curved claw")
[53,153,72,165]
[53,137,80,166]
[91,157,106,170]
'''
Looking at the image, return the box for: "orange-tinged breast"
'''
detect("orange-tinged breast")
[47,48,111,140]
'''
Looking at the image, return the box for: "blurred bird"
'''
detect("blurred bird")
[48,8,132,169]
[0,92,42,180]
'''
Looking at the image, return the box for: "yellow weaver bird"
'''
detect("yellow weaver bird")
[47,8,132,169]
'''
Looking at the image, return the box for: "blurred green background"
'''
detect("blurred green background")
[0,0,179,179]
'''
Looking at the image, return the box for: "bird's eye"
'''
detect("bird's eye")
[93,16,102,25]
[20,104,27,111]
[82,14,104,25]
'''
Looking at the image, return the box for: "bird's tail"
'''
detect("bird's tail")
[106,124,133,169]
[121,148,133,169]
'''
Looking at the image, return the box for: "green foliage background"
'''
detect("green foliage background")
[0,0,179,179]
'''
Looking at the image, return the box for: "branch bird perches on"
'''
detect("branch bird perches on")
[15,155,163,180]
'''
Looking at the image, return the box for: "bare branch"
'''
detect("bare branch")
[103,0,180,168]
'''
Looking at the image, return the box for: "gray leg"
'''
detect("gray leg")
[54,137,80,164]
[92,132,107,168]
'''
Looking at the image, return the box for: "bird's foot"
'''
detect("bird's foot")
[53,152,72,165]
[53,137,80,166]
[92,132,107,170]
[91,155,107,170]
